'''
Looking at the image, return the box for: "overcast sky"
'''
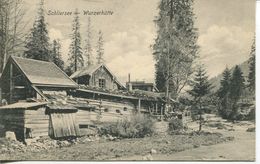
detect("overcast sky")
[23,0,255,84]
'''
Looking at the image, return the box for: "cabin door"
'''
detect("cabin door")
[49,113,80,138]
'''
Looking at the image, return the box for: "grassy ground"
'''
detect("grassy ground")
[0,114,254,161]
[0,132,230,160]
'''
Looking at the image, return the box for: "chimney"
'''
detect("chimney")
[128,73,131,83]
[127,73,132,91]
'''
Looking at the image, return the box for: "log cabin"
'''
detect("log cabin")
[0,56,166,139]
[0,56,78,104]
[0,101,80,141]
[70,64,125,90]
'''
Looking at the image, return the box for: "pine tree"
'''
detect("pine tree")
[153,0,199,100]
[217,67,232,118]
[24,0,51,61]
[188,66,211,131]
[96,30,104,64]
[229,65,245,121]
[155,63,166,91]
[66,9,84,75]
[248,38,255,92]
[230,66,245,103]
[84,17,93,66]
[51,39,64,70]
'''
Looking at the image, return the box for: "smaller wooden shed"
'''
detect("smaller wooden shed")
[0,102,48,141]
[0,102,81,141]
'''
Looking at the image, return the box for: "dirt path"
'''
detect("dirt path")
[113,122,255,161]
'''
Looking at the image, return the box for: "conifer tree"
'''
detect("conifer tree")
[153,0,199,101]
[96,30,104,64]
[217,67,232,118]
[51,39,64,70]
[66,9,84,75]
[248,38,255,92]
[188,66,211,131]
[24,0,51,61]
[228,65,245,121]
[84,17,93,66]
[230,66,245,104]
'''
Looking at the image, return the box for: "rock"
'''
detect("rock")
[108,135,115,141]
[193,144,200,148]
[150,149,157,154]
[166,140,171,144]
[60,140,70,147]
[1,147,8,152]
[8,148,14,153]
[142,154,153,160]
[83,138,92,142]
[5,131,16,141]
[61,100,67,105]
[246,127,255,132]
[25,138,37,146]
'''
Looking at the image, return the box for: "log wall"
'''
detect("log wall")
[76,98,135,127]
[24,107,49,138]
[0,109,25,140]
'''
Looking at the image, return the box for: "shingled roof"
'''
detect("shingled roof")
[70,64,102,79]
[70,63,125,89]
[10,56,78,88]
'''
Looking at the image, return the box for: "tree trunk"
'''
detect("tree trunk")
[165,78,170,113]
[199,97,202,132]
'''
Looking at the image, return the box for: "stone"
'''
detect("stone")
[142,154,153,160]
[166,140,171,144]
[1,147,8,152]
[25,138,37,146]
[5,131,16,141]
[61,100,67,105]
[150,149,157,154]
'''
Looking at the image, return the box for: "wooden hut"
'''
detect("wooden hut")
[0,56,78,104]
[0,101,81,141]
[0,102,48,141]
[70,63,125,90]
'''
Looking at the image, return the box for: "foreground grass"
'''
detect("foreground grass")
[0,132,232,161]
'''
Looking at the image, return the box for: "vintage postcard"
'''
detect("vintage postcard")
[0,0,256,162]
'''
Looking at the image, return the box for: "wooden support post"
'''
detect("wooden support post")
[10,63,13,103]
[161,105,163,120]
[0,88,2,106]
[155,102,158,115]
[138,99,141,113]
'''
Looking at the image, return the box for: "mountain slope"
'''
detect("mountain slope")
[209,59,250,92]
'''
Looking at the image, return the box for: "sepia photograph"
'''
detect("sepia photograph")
[0,0,256,162]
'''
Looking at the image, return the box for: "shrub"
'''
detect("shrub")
[99,113,155,138]
[168,118,184,134]
[246,127,255,132]
[246,107,255,120]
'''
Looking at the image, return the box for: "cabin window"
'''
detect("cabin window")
[99,79,106,88]
[116,109,121,113]
[104,108,109,112]
[79,124,89,128]
[123,107,127,111]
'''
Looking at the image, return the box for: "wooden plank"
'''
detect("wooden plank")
[32,131,49,138]
[25,123,49,129]
[25,120,49,124]
[24,108,46,115]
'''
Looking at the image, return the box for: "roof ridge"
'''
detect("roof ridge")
[12,56,53,64]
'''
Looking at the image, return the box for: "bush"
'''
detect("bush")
[168,118,184,134]
[246,127,255,132]
[99,113,155,138]
[246,107,255,120]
